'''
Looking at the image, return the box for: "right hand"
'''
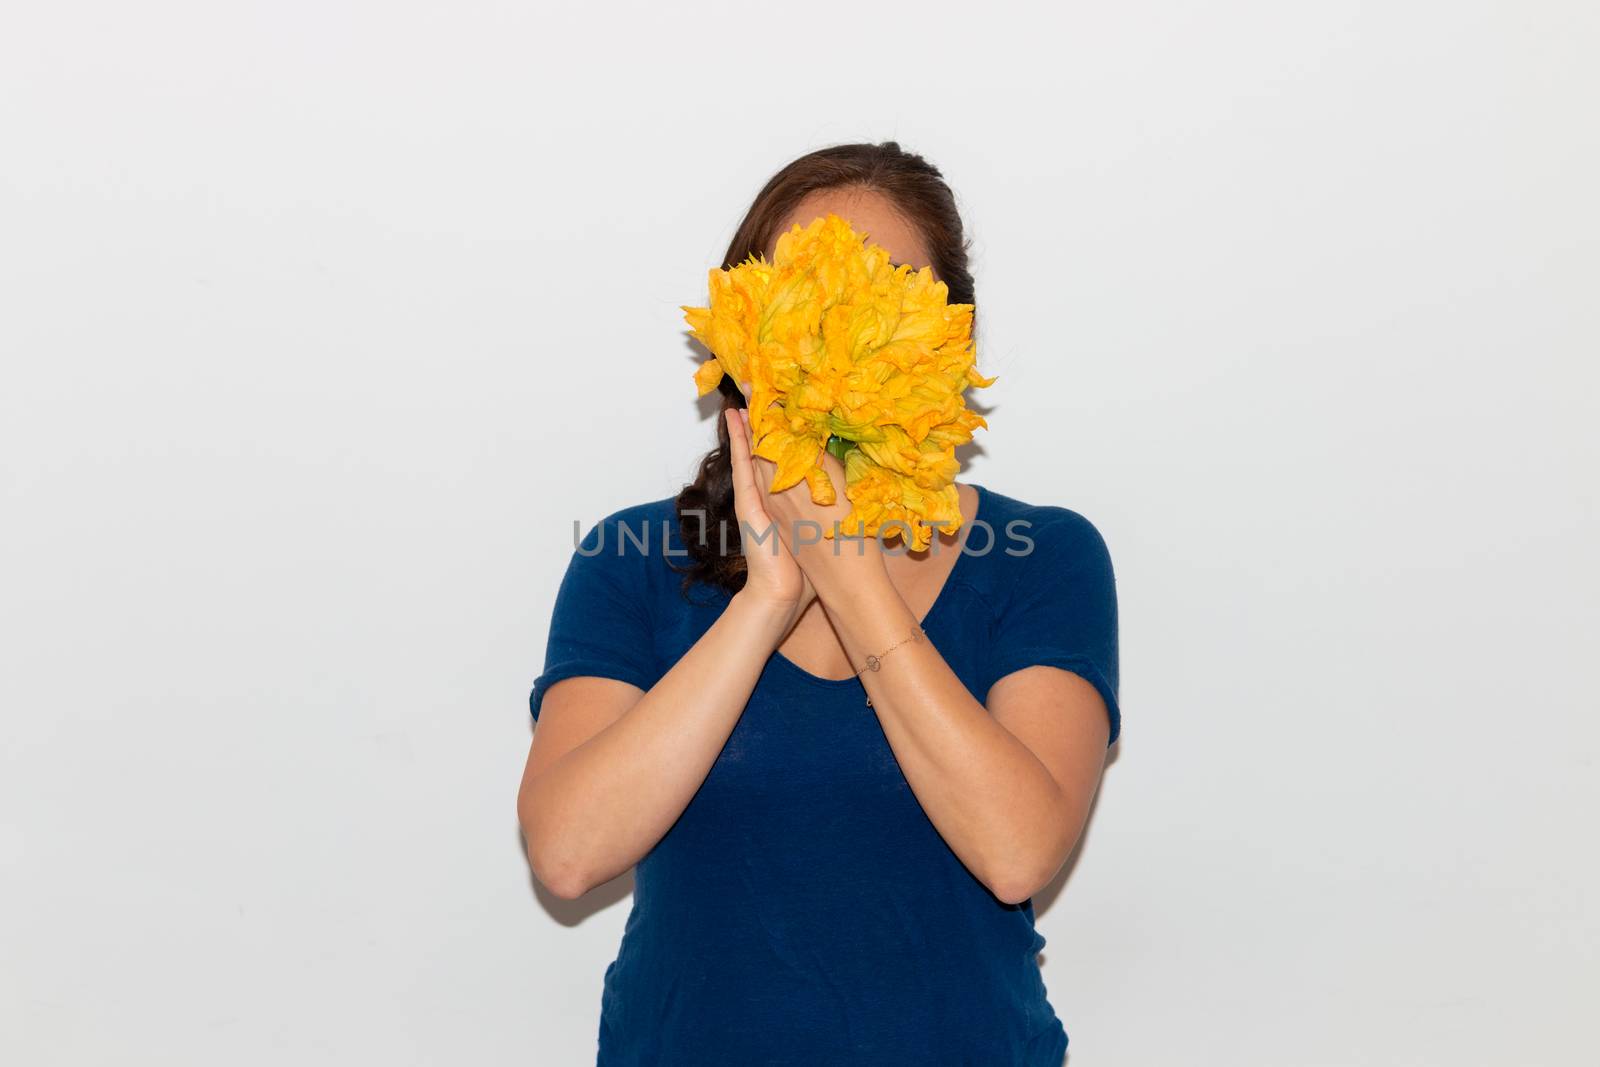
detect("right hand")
[725,406,814,626]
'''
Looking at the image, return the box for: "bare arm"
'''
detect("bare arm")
[517,591,795,899]
[517,409,812,899]
[814,578,1109,905]
[735,407,1111,905]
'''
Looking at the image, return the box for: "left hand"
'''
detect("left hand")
[736,408,890,603]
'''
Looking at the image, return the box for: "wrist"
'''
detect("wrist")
[729,588,804,640]
[820,578,920,671]
[812,558,901,623]
[801,534,890,601]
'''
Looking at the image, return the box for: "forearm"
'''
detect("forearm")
[522,591,792,895]
[818,573,1076,903]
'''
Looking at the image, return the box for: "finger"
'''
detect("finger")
[737,409,775,498]
[724,408,768,529]
[741,409,778,495]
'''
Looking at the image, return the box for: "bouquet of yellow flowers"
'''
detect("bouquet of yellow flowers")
[682,212,995,551]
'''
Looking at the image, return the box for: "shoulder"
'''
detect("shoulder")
[570,494,681,554]
[560,493,687,600]
[969,484,1114,588]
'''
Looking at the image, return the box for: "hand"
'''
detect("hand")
[725,407,814,627]
[739,409,890,606]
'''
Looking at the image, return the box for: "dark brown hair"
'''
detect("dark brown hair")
[671,141,976,598]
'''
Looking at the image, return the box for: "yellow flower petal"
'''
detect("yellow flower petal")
[683,211,994,542]
[692,357,726,397]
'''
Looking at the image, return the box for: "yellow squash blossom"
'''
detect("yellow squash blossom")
[682,212,995,551]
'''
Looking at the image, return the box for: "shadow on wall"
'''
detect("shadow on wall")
[1033,739,1121,929]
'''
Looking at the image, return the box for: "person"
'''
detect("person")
[517,141,1120,1066]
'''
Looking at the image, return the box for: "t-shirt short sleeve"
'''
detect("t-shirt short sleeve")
[982,510,1121,746]
[529,514,660,721]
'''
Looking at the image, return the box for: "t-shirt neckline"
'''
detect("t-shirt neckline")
[767,482,987,689]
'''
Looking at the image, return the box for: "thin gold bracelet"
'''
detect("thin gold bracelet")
[855,625,926,676]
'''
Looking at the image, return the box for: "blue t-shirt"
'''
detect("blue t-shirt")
[529,482,1120,1066]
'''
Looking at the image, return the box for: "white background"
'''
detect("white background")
[3,2,1596,1064]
